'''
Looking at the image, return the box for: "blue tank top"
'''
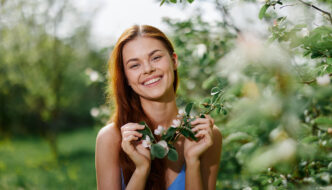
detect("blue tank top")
[121,165,185,190]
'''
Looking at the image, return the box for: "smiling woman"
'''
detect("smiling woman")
[95,25,222,190]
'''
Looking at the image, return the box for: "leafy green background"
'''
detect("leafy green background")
[1,0,332,189]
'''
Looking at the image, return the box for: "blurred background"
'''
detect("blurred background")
[0,0,331,189]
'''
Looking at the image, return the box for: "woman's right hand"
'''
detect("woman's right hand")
[121,123,151,170]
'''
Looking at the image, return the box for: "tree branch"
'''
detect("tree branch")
[302,73,332,84]
[297,0,332,24]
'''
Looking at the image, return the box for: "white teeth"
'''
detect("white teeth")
[144,77,161,85]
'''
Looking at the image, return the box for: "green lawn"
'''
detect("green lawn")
[0,127,224,190]
[0,128,99,190]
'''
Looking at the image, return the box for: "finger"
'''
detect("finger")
[122,131,143,138]
[204,114,215,126]
[192,124,210,132]
[123,134,139,142]
[121,123,145,132]
[195,130,209,138]
[190,118,209,125]
[195,130,213,145]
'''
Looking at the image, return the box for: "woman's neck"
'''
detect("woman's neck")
[140,97,178,129]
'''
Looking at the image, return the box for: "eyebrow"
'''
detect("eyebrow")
[125,49,162,65]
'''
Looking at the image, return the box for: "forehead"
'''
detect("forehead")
[122,37,167,60]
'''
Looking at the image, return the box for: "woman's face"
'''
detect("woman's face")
[122,37,178,101]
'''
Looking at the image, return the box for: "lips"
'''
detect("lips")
[142,75,163,86]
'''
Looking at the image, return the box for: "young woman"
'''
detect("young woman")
[95,25,222,190]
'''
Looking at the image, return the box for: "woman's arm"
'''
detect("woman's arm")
[95,124,122,190]
[184,116,223,190]
[201,126,222,190]
[95,123,152,190]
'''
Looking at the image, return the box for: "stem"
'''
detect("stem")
[280,4,297,9]
[203,92,223,115]
[297,0,332,24]
[302,73,332,84]
[170,118,184,145]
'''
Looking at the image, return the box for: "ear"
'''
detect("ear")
[171,52,179,70]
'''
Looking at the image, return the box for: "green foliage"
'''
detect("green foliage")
[138,86,226,160]
[0,0,106,137]
[138,122,156,142]
[163,0,332,189]
[167,148,179,161]
[259,4,270,20]
[151,143,167,158]
[0,128,97,189]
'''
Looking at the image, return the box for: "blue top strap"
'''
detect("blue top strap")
[120,165,186,190]
[167,165,186,190]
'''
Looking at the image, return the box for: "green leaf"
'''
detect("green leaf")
[180,127,197,141]
[167,148,178,161]
[259,4,269,20]
[301,135,318,143]
[201,98,211,108]
[185,103,194,116]
[170,0,177,3]
[327,58,332,65]
[137,121,155,141]
[315,117,332,125]
[212,93,219,103]
[216,106,222,114]
[160,0,166,6]
[151,143,167,158]
[187,0,194,3]
[162,127,177,141]
[211,87,221,95]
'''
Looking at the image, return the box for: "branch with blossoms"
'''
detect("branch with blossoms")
[137,86,227,161]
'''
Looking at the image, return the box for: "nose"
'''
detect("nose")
[143,61,155,74]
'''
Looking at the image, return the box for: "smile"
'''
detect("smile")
[143,77,162,86]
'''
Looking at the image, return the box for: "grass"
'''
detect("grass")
[0,127,224,189]
[0,127,99,190]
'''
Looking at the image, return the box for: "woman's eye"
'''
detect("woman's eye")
[129,64,139,69]
[152,56,161,61]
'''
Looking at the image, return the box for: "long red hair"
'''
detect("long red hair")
[107,25,179,190]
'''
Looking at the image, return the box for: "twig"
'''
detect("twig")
[214,0,241,34]
[302,73,332,84]
[280,4,297,9]
[297,0,332,24]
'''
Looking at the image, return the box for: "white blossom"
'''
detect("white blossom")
[194,44,207,58]
[316,74,330,86]
[142,136,151,148]
[157,140,169,154]
[154,125,165,136]
[300,28,309,37]
[178,109,185,115]
[90,107,99,117]
[89,71,99,82]
[171,119,181,128]
[85,68,100,82]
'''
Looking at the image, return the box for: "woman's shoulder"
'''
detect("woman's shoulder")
[96,122,121,148]
[212,125,222,143]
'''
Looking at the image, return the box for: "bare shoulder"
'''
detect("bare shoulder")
[95,123,122,189]
[96,123,121,147]
[95,123,122,158]
[212,125,222,146]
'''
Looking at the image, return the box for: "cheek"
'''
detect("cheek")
[125,70,140,86]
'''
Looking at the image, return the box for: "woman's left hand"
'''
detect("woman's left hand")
[184,114,214,164]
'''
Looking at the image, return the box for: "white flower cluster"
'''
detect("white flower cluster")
[316,74,330,86]
[157,140,169,154]
[154,125,165,135]
[142,136,152,148]
[171,119,181,128]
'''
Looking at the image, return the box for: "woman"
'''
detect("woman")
[95,25,222,190]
